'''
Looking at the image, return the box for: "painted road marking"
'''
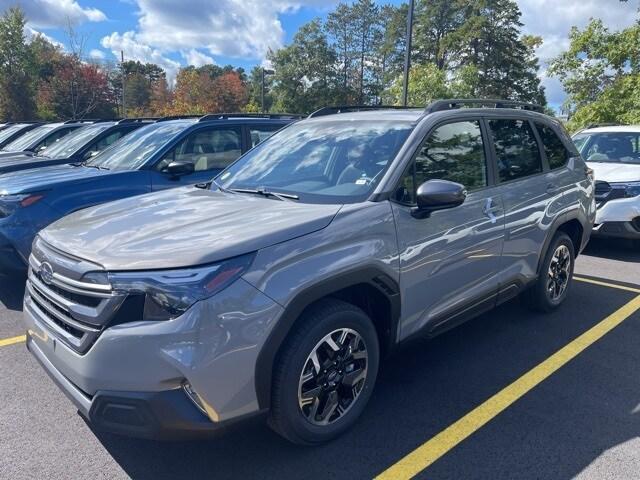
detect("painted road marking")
[574,275,640,294]
[375,293,640,479]
[0,335,26,348]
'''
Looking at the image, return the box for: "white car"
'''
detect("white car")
[573,125,640,242]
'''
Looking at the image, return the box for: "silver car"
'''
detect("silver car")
[23,101,595,444]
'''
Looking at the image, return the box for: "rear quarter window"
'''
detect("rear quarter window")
[536,123,571,169]
[489,119,543,182]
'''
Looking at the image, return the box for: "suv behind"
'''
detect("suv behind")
[0,122,42,149]
[573,125,640,243]
[0,120,91,158]
[0,119,151,175]
[0,114,298,272]
[24,100,594,444]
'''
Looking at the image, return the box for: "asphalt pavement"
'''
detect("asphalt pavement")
[1,237,639,480]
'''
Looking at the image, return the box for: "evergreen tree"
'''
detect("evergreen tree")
[0,7,36,120]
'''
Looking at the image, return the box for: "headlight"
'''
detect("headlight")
[622,182,640,198]
[0,193,46,218]
[97,253,255,321]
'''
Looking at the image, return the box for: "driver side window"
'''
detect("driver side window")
[396,121,487,204]
[156,127,242,173]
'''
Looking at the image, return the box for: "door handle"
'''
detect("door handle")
[483,198,500,224]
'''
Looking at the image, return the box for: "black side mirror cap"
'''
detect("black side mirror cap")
[411,179,467,219]
[165,161,195,178]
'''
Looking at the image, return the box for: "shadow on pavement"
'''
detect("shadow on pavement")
[0,273,26,311]
[93,282,638,480]
[583,238,640,263]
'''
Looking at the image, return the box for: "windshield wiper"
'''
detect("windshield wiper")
[77,161,109,170]
[230,187,299,201]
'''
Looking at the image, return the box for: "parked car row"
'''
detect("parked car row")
[6,101,596,444]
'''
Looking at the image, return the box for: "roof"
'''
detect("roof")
[577,125,640,134]
[306,109,425,123]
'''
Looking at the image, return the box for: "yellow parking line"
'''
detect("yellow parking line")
[574,275,640,294]
[376,294,640,480]
[0,334,26,348]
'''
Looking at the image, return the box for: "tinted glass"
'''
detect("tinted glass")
[250,125,283,147]
[36,127,77,150]
[87,121,191,171]
[536,123,570,169]
[489,119,543,182]
[577,132,640,165]
[2,124,57,152]
[82,130,129,160]
[41,123,113,159]
[396,121,486,204]
[156,128,242,172]
[218,120,414,204]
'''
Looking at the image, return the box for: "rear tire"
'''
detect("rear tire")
[268,299,379,445]
[524,232,575,312]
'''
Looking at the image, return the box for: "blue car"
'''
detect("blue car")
[0,114,299,272]
[0,119,152,175]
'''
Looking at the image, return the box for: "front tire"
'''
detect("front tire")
[268,299,379,445]
[524,231,575,312]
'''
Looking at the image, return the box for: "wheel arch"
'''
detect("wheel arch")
[536,210,588,276]
[254,267,401,410]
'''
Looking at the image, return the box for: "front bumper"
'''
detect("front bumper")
[23,277,283,438]
[593,195,640,239]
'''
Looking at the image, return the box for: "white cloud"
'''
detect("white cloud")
[183,49,215,67]
[89,48,106,60]
[2,0,106,28]
[101,31,181,82]
[517,0,639,106]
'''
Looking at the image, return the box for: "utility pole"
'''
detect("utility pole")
[402,0,415,107]
[261,68,274,113]
[121,50,126,117]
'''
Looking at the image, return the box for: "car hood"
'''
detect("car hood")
[587,161,640,183]
[0,164,108,194]
[41,187,343,271]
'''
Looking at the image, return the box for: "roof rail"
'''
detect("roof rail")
[198,113,304,122]
[426,98,544,114]
[308,105,420,118]
[156,115,203,122]
[117,117,160,124]
[63,119,102,124]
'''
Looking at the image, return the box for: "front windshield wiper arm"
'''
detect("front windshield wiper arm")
[230,187,299,201]
[76,161,109,170]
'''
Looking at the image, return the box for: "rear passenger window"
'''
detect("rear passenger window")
[489,119,542,182]
[250,125,281,148]
[536,123,570,169]
[396,121,487,204]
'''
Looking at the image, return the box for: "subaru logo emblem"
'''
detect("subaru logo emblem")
[39,262,54,285]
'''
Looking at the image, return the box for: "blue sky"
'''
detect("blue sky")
[5,0,639,108]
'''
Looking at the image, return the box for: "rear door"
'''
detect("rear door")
[391,119,505,339]
[487,117,564,288]
[150,126,244,190]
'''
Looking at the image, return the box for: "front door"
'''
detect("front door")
[391,119,505,340]
[151,126,244,190]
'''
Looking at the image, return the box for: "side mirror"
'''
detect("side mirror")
[412,179,467,218]
[165,161,195,178]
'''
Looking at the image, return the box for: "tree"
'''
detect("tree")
[0,7,36,120]
[387,63,451,105]
[212,71,248,112]
[270,20,338,113]
[549,18,640,129]
[326,4,358,103]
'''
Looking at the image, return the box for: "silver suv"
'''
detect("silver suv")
[23,100,595,444]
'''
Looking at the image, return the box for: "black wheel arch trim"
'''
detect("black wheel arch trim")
[536,208,590,276]
[254,267,401,410]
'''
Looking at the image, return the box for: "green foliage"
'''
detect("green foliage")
[0,7,36,120]
[549,18,640,130]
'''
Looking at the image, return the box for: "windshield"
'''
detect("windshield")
[574,132,640,164]
[0,124,29,144]
[40,123,112,159]
[217,120,414,203]
[2,124,57,152]
[87,121,190,171]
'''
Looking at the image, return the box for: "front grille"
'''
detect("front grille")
[26,237,126,354]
